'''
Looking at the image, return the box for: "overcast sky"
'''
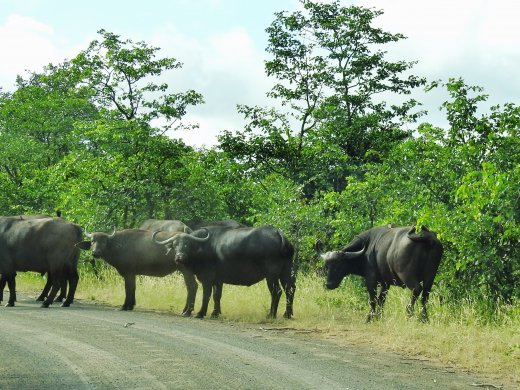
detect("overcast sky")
[1,0,519,147]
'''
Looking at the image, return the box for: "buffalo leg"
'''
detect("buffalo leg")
[0,274,6,303]
[280,262,296,319]
[210,282,223,318]
[37,274,67,302]
[122,275,136,310]
[406,284,422,318]
[180,268,197,317]
[365,280,378,322]
[266,276,282,319]
[196,282,212,319]
[282,282,296,319]
[62,269,78,307]
[56,279,68,302]
[5,275,16,307]
[41,273,63,308]
[420,279,435,322]
[37,275,52,301]
[376,283,390,318]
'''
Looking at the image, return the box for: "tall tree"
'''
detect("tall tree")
[71,29,203,130]
[54,30,205,227]
[220,0,426,195]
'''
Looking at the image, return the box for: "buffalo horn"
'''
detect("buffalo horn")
[152,230,175,245]
[188,228,210,242]
[341,246,365,259]
[152,229,210,245]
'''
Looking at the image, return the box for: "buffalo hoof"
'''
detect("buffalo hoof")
[365,312,378,323]
[35,296,45,302]
[210,312,220,319]
[195,312,205,319]
[181,311,192,317]
[61,302,71,308]
[283,312,293,319]
[41,302,51,308]
[119,305,134,311]
[5,302,15,307]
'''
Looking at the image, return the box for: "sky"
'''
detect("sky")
[1,0,519,147]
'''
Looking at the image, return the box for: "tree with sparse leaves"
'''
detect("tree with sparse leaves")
[220,0,426,196]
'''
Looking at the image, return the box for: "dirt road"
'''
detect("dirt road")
[0,294,498,389]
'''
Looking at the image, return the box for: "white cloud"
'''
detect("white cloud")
[0,15,59,89]
[359,0,520,125]
[151,24,271,146]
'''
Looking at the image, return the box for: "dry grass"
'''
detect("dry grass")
[15,269,519,387]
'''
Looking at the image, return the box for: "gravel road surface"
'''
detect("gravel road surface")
[0,294,500,389]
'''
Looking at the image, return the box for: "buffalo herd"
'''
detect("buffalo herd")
[0,214,443,322]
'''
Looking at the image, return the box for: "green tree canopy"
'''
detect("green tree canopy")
[220,0,426,196]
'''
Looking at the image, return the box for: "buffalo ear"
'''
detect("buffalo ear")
[75,241,92,250]
[314,239,325,254]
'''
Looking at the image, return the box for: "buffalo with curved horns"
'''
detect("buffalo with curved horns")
[76,228,198,314]
[321,225,443,322]
[153,224,296,319]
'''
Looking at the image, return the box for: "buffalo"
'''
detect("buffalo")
[0,216,82,308]
[76,229,198,315]
[153,225,296,319]
[0,214,66,304]
[321,225,443,322]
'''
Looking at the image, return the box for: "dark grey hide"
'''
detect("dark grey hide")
[322,225,443,322]
[0,214,66,303]
[76,229,198,315]
[154,225,296,319]
[0,216,81,308]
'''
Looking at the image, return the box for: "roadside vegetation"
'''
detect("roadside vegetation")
[2,0,518,387]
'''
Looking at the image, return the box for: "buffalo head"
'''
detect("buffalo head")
[76,229,116,258]
[153,228,210,263]
[321,247,365,290]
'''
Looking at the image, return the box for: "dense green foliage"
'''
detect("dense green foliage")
[0,2,518,306]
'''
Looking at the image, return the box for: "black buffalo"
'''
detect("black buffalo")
[153,225,296,319]
[321,225,443,322]
[0,216,82,307]
[76,229,198,315]
[0,214,67,303]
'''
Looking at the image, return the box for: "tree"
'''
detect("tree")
[48,30,206,227]
[71,29,204,130]
[0,63,98,213]
[220,0,426,196]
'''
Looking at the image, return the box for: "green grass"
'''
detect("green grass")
[14,269,519,387]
